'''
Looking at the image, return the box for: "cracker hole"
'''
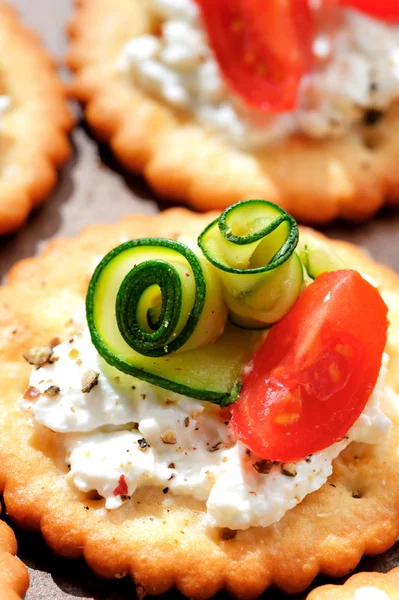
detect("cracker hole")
[86,490,102,501]
[364,137,378,151]
[219,528,237,541]
[362,131,384,152]
[351,489,362,499]
[363,109,384,127]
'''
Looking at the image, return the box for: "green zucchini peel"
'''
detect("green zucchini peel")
[298,234,346,279]
[198,199,303,328]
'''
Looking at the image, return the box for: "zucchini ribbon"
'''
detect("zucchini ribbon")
[198,200,302,328]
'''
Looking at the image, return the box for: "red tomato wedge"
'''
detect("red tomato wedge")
[341,0,399,21]
[195,0,314,112]
[230,270,388,462]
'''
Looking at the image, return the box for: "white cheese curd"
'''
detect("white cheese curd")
[354,587,390,600]
[21,326,393,530]
[118,0,399,148]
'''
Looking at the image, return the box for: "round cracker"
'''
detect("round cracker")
[307,566,399,599]
[68,0,399,224]
[1,209,399,598]
[0,506,29,600]
[0,2,74,235]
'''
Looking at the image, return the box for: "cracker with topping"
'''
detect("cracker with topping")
[307,567,399,599]
[68,0,399,224]
[0,2,74,235]
[1,209,399,597]
[0,505,29,600]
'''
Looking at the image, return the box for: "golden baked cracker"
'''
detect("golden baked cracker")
[0,2,74,235]
[1,209,399,598]
[0,506,29,600]
[67,0,399,224]
[307,567,399,599]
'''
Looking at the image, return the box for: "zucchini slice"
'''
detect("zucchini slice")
[298,234,345,279]
[86,237,262,404]
[198,199,302,328]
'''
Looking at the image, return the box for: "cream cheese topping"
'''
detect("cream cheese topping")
[119,0,399,148]
[21,325,392,530]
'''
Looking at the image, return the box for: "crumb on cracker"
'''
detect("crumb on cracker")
[43,385,61,397]
[81,369,99,393]
[161,430,177,444]
[23,346,54,367]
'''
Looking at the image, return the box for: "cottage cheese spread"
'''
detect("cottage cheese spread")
[21,325,393,530]
[119,0,399,148]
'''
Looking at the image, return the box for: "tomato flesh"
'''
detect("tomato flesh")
[230,270,388,462]
[195,0,314,112]
[341,0,399,21]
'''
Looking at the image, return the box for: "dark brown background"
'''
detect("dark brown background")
[1,1,399,598]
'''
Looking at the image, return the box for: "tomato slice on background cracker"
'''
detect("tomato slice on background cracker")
[230,270,388,462]
[195,0,314,112]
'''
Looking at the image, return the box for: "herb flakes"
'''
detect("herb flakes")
[209,441,222,453]
[253,459,275,474]
[137,438,149,451]
[280,463,297,477]
[43,385,61,397]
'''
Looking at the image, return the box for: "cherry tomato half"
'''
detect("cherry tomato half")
[195,0,314,112]
[230,270,388,462]
[341,0,399,21]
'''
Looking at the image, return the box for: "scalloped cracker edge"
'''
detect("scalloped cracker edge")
[0,506,29,600]
[0,2,74,235]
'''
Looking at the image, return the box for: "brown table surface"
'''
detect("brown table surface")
[1,1,399,598]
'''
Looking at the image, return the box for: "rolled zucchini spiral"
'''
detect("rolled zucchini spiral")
[87,237,227,357]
